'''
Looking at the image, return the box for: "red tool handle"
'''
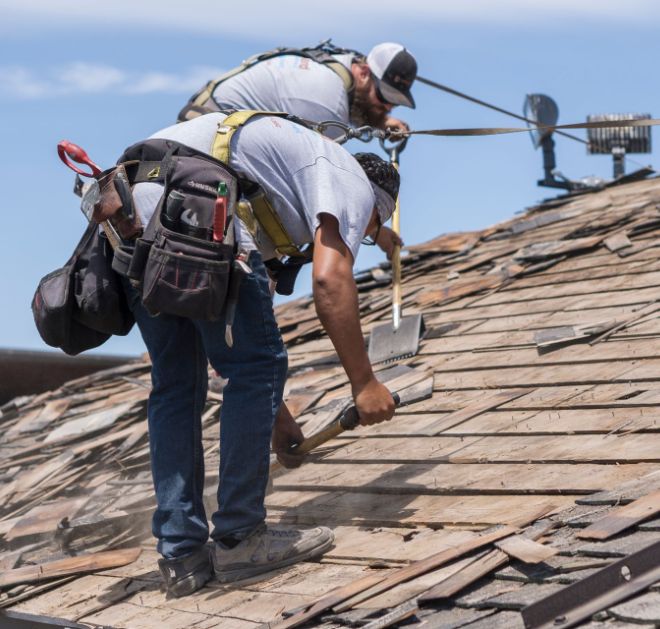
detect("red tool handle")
[213,195,227,242]
[57,140,102,178]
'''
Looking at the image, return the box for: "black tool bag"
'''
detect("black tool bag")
[115,139,239,321]
[32,222,134,355]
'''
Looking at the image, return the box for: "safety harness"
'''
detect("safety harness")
[210,109,316,294]
[177,44,357,123]
[212,110,310,257]
[104,110,317,297]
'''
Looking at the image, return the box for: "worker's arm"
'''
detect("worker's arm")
[373,224,403,260]
[312,214,396,425]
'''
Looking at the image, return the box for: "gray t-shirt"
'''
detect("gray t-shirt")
[132,112,375,261]
[211,54,354,138]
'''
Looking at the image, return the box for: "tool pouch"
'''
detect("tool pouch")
[32,223,134,356]
[141,221,235,320]
[92,164,142,240]
[119,140,239,321]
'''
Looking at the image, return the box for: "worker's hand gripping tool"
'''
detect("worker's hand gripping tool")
[292,391,401,457]
[379,134,409,165]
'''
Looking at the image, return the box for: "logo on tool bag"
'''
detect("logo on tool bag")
[187,181,217,195]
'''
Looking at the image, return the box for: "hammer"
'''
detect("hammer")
[268,392,401,477]
[290,391,401,456]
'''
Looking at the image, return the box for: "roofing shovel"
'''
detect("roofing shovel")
[368,137,425,364]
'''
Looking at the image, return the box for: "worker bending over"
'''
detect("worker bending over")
[120,111,399,596]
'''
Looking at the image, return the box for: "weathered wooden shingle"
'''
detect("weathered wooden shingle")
[2,177,660,627]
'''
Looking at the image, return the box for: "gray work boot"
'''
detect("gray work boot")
[212,524,334,583]
[158,545,213,597]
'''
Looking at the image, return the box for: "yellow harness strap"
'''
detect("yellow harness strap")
[325,60,353,92]
[191,62,253,110]
[211,110,279,164]
[213,110,309,258]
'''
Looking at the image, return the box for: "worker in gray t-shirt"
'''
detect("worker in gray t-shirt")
[179,42,417,137]
[134,112,380,260]
[178,42,417,259]
[127,112,400,596]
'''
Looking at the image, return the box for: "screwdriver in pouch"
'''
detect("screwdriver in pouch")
[213,181,228,243]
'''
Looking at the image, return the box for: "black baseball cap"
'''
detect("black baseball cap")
[366,43,417,109]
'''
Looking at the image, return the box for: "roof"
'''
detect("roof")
[1,176,660,628]
[0,349,131,406]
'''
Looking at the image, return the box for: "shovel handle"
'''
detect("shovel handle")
[378,139,403,327]
[379,136,408,164]
[391,159,402,328]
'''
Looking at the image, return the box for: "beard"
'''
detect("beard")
[349,85,388,128]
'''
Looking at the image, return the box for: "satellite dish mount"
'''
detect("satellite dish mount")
[524,94,583,191]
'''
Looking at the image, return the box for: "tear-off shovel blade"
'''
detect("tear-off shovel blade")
[368,313,425,365]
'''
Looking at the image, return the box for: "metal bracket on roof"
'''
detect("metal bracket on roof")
[521,539,660,629]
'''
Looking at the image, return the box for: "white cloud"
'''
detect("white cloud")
[57,63,126,93]
[126,66,222,95]
[0,67,47,98]
[0,0,659,35]
[0,63,224,99]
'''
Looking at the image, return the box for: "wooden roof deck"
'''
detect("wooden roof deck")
[1,176,660,628]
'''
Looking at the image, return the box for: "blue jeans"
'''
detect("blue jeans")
[124,252,287,559]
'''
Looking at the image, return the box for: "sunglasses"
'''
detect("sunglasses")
[361,216,382,247]
[371,73,394,106]
[375,85,392,106]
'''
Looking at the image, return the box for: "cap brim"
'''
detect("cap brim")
[377,80,416,109]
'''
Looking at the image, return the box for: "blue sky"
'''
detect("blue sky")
[2,0,660,356]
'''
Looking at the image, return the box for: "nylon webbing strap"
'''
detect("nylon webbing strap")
[214,110,308,258]
[325,60,353,91]
[237,194,308,258]
[235,200,259,241]
[117,160,164,185]
[130,161,165,183]
[211,110,284,165]
[191,62,251,109]
[251,193,306,257]
[192,51,283,110]
[404,117,660,138]
[191,80,216,109]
